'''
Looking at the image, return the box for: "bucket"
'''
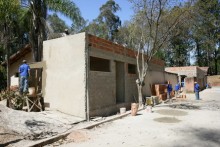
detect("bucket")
[146,106,152,113]
[153,96,159,105]
[131,103,139,116]
[120,107,126,114]
[146,97,153,105]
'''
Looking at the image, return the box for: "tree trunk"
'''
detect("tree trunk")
[137,84,143,108]
[214,48,218,75]
[3,23,10,90]
[6,46,10,90]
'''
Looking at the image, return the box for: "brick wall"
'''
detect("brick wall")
[207,75,220,87]
[88,34,165,67]
[185,77,195,92]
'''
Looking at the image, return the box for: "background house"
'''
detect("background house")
[165,66,208,92]
[1,45,33,87]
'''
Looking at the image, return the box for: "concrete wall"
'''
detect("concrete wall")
[43,33,87,119]
[164,72,178,90]
[88,47,138,116]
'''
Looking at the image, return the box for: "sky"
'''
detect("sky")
[58,0,134,26]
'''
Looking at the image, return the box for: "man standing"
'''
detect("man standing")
[194,81,200,100]
[167,81,173,100]
[175,82,180,97]
[19,60,30,94]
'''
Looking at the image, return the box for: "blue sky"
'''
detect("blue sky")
[58,0,133,26]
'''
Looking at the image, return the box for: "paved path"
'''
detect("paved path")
[57,87,220,147]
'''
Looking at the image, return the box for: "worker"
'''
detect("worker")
[175,82,180,97]
[167,81,173,100]
[194,81,200,100]
[19,60,30,95]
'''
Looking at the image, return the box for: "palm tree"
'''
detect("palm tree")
[21,0,84,61]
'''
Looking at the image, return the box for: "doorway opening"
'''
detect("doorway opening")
[116,61,125,103]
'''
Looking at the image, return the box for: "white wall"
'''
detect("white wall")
[43,33,87,119]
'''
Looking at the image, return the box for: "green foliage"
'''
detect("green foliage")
[46,0,83,25]
[0,0,20,20]
[190,0,220,74]
[85,20,109,39]
[47,13,69,33]
[98,0,121,41]
[20,0,84,61]
[85,0,121,41]
[0,66,6,91]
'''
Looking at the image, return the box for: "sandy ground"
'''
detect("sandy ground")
[1,87,220,147]
[53,87,220,147]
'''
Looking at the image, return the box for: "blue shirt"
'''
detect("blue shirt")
[167,84,172,92]
[194,83,200,92]
[175,84,180,91]
[19,63,30,77]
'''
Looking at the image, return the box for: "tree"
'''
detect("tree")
[0,0,20,90]
[98,0,121,41]
[85,0,121,41]
[128,0,190,107]
[84,19,109,39]
[165,6,192,67]
[21,0,84,62]
[70,17,87,34]
[190,0,220,74]
[47,13,69,33]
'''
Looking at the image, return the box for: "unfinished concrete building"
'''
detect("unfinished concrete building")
[4,33,177,120]
[41,32,177,120]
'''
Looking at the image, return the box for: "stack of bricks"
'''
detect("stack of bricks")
[152,84,168,101]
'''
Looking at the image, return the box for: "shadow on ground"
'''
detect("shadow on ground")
[174,127,220,147]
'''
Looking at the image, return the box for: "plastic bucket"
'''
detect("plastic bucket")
[120,107,126,114]
[146,106,152,113]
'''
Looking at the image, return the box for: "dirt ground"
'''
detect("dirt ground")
[52,87,220,147]
[0,101,85,147]
[1,87,220,147]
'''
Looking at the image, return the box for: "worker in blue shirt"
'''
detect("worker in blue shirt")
[194,81,200,100]
[19,60,30,94]
[174,83,180,97]
[167,81,173,100]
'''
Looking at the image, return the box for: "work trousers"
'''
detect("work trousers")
[19,76,29,94]
[195,91,200,100]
